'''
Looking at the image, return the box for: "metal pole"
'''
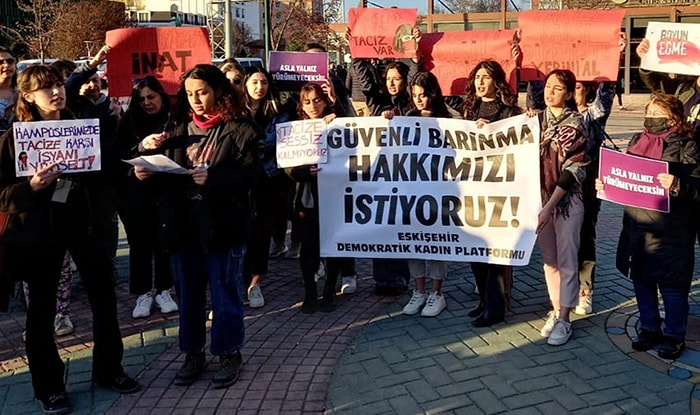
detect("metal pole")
[264,0,271,68]
[224,0,232,58]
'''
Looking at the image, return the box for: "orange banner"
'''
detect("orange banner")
[419,30,517,96]
[348,7,418,59]
[518,10,625,82]
[105,27,212,97]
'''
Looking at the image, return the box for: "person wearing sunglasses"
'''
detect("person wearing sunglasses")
[218,58,245,94]
[0,47,17,136]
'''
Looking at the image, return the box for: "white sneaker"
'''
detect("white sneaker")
[155,290,179,314]
[248,285,265,308]
[540,310,558,337]
[132,292,154,318]
[340,276,357,294]
[54,313,74,336]
[547,319,572,346]
[402,291,427,315]
[421,292,446,317]
[574,292,593,315]
[269,242,287,258]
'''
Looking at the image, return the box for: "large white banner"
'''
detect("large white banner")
[317,114,541,266]
[641,22,700,76]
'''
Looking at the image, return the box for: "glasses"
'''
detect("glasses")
[0,58,15,65]
[303,98,324,105]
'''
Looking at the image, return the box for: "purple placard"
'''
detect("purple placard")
[269,51,329,92]
[597,147,669,212]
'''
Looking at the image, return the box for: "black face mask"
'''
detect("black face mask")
[644,117,671,135]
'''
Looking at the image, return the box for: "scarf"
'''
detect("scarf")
[627,128,674,160]
[192,113,223,130]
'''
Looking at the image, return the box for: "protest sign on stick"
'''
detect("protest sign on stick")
[348,8,418,59]
[269,52,329,91]
[106,27,212,96]
[597,147,669,212]
[13,119,101,177]
[317,114,541,265]
[640,22,700,76]
[420,30,517,96]
[518,10,625,81]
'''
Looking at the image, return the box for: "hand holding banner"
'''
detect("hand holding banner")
[348,8,418,59]
[640,22,700,77]
[268,52,329,92]
[276,119,328,168]
[518,10,626,81]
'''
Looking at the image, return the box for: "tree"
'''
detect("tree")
[433,0,501,13]
[269,0,334,51]
[49,0,128,59]
[0,0,72,61]
[232,20,252,56]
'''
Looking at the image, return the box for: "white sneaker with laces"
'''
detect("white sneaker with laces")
[155,290,179,314]
[574,291,593,315]
[540,310,558,337]
[248,285,265,308]
[547,319,572,345]
[421,292,446,317]
[132,292,154,319]
[402,291,427,315]
[54,313,74,336]
[340,276,357,294]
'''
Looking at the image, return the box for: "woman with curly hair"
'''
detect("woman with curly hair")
[462,60,522,327]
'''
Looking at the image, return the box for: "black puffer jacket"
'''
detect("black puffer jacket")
[616,131,700,287]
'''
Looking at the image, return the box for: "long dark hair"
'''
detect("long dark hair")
[243,66,280,125]
[174,64,245,124]
[544,69,577,112]
[0,46,17,89]
[383,61,410,96]
[297,83,333,120]
[462,60,518,120]
[408,71,450,118]
[15,65,65,122]
[127,75,170,122]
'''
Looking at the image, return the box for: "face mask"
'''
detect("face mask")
[644,117,671,134]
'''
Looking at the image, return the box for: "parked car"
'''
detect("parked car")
[17,58,57,72]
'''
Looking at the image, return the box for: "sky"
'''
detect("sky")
[341,0,532,22]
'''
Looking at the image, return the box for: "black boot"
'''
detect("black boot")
[302,280,318,314]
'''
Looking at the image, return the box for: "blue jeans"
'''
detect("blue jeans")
[171,247,246,356]
[633,278,690,340]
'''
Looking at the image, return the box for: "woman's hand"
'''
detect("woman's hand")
[657,173,678,190]
[526,108,538,118]
[412,26,422,44]
[29,163,62,192]
[134,166,154,181]
[381,109,395,119]
[636,38,650,58]
[476,118,490,129]
[323,113,336,124]
[141,132,168,150]
[109,97,122,121]
[536,205,553,233]
[321,77,337,105]
[309,165,321,176]
[618,32,628,52]
[594,178,604,191]
[190,165,208,185]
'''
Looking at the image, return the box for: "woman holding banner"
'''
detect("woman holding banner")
[116,75,179,319]
[462,60,522,327]
[400,71,451,318]
[532,69,588,346]
[136,64,260,387]
[0,65,140,415]
[598,94,700,360]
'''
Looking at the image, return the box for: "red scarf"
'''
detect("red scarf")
[627,128,675,160]
[192,113,223,130]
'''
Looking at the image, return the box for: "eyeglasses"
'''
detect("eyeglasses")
[303,98,324,105]
[232,78,242,85]
[0,58,15,65]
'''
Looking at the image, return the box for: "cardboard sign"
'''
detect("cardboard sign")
[641,22,700,76]
[275,119,328,168]
[348,7,418,59]
[269,51,329,92]
[13,119,101,176]
[105,27,212,97]
[597,147,669,212]
[518,10,626,81]
[317,114,541,265]
[419,30,517,96]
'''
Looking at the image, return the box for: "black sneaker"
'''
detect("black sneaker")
[174,351,207,386]
[39,392,70,415]
[657,337,686,360]
[631,329,663,351]
[96,374,141,394]
[212,351,242,389]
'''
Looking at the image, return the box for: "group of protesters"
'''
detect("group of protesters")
[0,19,699,414]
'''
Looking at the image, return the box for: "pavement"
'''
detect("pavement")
[3,93,700,414]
